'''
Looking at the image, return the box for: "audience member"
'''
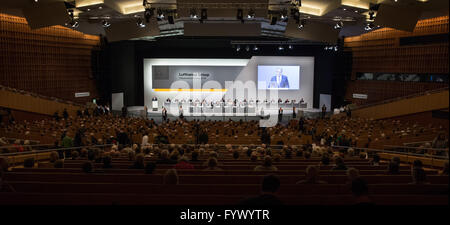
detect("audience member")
[351,178,373,205]
[204,157,222,171]
[239,174,283,205]
[254,156,278,171]
[163,169,179,185]
[296,165,327,184]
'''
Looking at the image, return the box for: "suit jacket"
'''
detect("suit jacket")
[268,75,290,88]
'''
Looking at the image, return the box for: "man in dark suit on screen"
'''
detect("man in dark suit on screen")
[268,68,290,89]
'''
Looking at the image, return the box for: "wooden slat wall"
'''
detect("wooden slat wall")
[0,88,82,117]
[352,90,449,120]
[0,13,100,103]
[344,16,449,105]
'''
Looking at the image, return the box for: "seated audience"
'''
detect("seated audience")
[163,169,179,185]
[175,157,194,170]
[145,162,156,174]
[332,157,347,170]
[254,156,278,171]
[102,155,113,168]
[441,162,449,176]
[130,154,145,169]
[351,178,373,205]
[346,168,360,185]
[239,174,283,205]
[370,154,380,166]
[53,159,64,168]
[23,158,34,168]
[296,165,327,184]
[82,161,94,173]
[204,157,222,171]
[410,160,428,184]
[387,160,400,175]
[0,167,16,192]
[156,150,177,164]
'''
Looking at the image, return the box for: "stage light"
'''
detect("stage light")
[247,9,255,19]
[334,21,343,29]
[334,46,338,51]
[101,20,111,28]
[278,45,284,51]
[236,45,241,52]
[288,45,293,50]
[137,17,146,28]
[190,9,198,19]
[253,45,259,51]
[98,6,102,10]
[245,45,250,52]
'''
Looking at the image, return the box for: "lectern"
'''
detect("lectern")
[152,97,158,111]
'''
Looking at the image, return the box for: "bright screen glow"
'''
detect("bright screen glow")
[257,65,300,90]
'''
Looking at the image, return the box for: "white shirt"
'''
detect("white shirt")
[141,135,148,146]
[277,75,281,86]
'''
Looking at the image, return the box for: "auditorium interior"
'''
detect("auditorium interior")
[0,0,449,207]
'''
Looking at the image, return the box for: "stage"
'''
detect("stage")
[123,106,323,123]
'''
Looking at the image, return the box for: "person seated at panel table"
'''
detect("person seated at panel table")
[299,98,304,103]
[284,99,290,103]
[173,98,178,103]
[166,98,171,103]
[268,68,290,89]
[278,98,283,103]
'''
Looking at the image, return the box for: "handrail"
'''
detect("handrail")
[331,145,449,160]
[353,86,449,110]
[0,144,113,157]
[0,84,84,107]
[403,141,433,146]
[384,145,449,152]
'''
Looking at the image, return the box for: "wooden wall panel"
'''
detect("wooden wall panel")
[343,16,449,105]
[0,13,100,103]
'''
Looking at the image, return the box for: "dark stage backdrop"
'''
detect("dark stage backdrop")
[107,38,339,109]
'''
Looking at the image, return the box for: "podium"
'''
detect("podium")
[152,100,158,111]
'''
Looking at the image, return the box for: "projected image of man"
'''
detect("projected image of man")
[268,68,290,89]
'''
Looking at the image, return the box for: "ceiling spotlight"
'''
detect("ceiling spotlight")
[334,46,338,51]
[87,8,91,12]
[343,8,347,11]
[247,9,255,19]
[34,0,38,2]
[253,45,259,51]
[288,45,293,50]
[236,45,241,52]
[245,45,250,52]
[190,8,198,19]
[354,10,358,13]
[101,20,111,28]
[278,45,284,51]
[334,21,343,29]
[98,6,102,10]
[137,17,146,28]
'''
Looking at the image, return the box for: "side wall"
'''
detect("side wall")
[0,13,101,103]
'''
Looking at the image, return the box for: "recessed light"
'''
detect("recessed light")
[87,8,90,11]
[354,10,358,13]
[98,6,102,10]
[343,8,347,11]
